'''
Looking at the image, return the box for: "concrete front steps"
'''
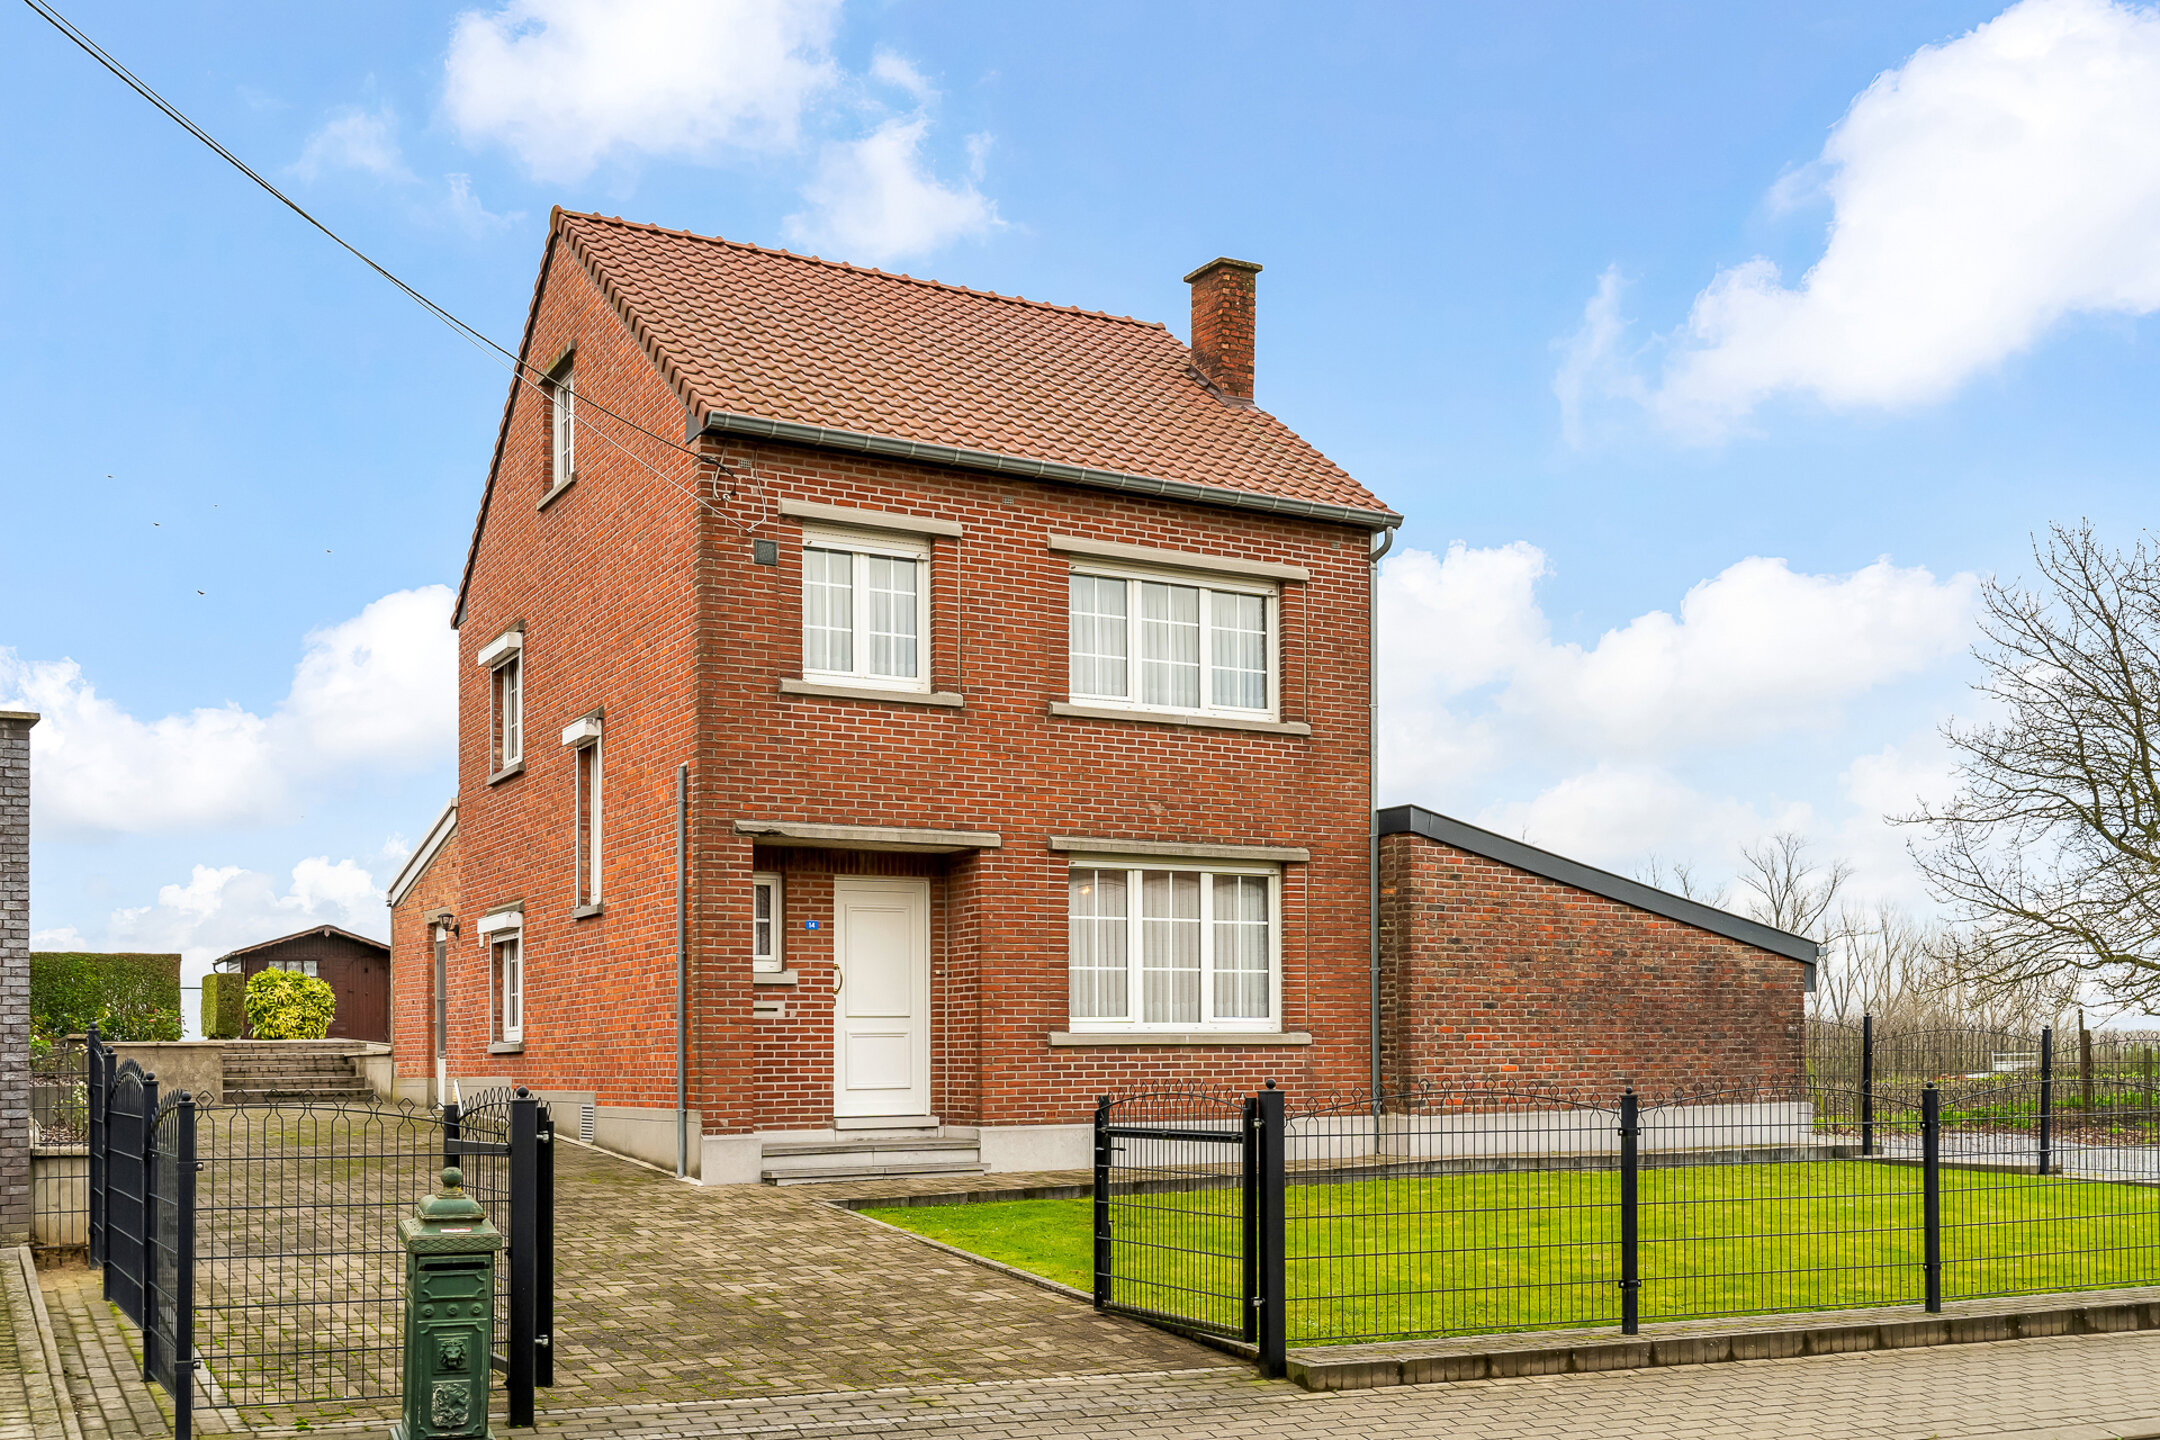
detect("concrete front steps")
[760,1117,986,1185]
[220,1042,375,1105]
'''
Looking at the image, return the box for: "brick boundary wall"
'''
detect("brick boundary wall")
[1377,830,1806,1097]
[0,711,38,1246]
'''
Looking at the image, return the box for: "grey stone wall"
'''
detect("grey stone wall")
[0,710,38,1246]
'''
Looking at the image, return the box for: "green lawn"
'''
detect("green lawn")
[865,1160,2160,1344]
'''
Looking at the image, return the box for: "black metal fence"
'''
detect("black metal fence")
[31,1037,91,1252]
[1094,1073,2160,1372]
[89,1047,197,1438]
[82,1034,556,1427]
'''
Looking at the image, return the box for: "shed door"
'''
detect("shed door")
[831,878,930,1117]
[334,954,390,1043]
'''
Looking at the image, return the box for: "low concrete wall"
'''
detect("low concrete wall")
[108,1041,226,1104]
[355,1043,393,1100]
[31,1149,86,1248]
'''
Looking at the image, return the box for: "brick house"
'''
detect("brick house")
[399,211,1400,1181]
[392,211,1814,1182]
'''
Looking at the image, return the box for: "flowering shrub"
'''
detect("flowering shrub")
[244,969,337,1040]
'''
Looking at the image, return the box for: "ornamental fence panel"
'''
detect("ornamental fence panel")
[79,1033,555,1429]
[1093,1071,2160,1372]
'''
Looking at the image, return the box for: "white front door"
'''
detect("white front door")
[832,877,931,1117]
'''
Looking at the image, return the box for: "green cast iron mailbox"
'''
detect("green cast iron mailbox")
[395,1166,503,1440]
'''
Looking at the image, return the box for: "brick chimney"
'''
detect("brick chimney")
[1185,257,1262,402]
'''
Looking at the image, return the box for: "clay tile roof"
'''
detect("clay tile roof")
[553,210,1394,521]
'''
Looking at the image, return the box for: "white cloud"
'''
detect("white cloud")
[1378,544,1977,895]
[443,0,841,182]
[1574,0,2160,440]
[1475,766,1813,876]
[106,857,389,1007]
[1380,544,1975,771]
[0,586,456,839]
[785,116,1004,264]
[292,105,411,181]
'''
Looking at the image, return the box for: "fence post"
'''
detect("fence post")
[535,1102,555,1389]
[442,1097,461,1172]
[2038,1027,2054,1176]
[1618,1089,1640,1334]
[507,1088,539,1428]
[1255,1085,1287,1378]
[175,1094,195,1440]
[1922,1084,1941,1314]
[1860,1014,1875,1157]
[2081,1017,2094,1116]
[1091,1097,1112,1312]
[1240,1096,1260,1344]
[87,1028,106,1267]
[138,1073,159,1385]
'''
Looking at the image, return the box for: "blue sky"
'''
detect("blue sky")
[6,0,2158,1022]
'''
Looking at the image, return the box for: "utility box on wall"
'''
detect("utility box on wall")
[395,1166,501,1440]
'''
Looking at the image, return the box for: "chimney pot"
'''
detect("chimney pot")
[1185,257,1262,402]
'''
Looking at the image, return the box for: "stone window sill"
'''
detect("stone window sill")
[753,968,799,987]
[1048,1030,1313,1047]
[488,1041,524,1055]
[537,473,576,511]
[487,761,525,786]
[780,678,963,708]
[573,903,604,920]
[1047,702,1311,737]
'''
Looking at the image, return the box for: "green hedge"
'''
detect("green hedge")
[199,972,246,1039]
[30,952,182,1042]
[244,969,337,1040]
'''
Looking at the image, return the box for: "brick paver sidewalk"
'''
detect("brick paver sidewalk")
[21,1140,2160,1438]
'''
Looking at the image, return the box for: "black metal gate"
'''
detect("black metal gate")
[146,1092,198,1440]
[84,1034,555,1425]
[1092,1089,1286,1369]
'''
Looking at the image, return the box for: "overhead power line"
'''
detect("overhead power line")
[21,0,767,533]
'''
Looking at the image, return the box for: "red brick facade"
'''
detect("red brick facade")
[1377,829,1808,1096]
[398,216,1389,1173]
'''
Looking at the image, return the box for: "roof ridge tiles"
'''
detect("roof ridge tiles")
[557,209,1168,331]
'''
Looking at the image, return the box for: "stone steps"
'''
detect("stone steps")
[761,1133,985,1185]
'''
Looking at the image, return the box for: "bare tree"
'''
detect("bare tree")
[1634,853,1730,907]
[1736,832,1851,940]
[1902,524,2160,1011]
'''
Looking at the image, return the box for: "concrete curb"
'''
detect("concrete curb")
[1285,1290,2160,1391]
[14,1246,87,1440]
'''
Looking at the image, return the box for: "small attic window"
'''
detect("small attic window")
[548,359,575,489]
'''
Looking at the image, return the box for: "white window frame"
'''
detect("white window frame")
[489,653,523,771]
[549,361,575,488]
[562,715,603,908]
[493,932,524,1044]
[1065,857,1281,1033]
[752,872,784,973]
[801,526,932,693]
[1066,562,1279,721]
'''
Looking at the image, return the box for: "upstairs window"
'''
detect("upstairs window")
[802,528,930,691]
[562,715,603,910]
[491,654,522,771]
[1069,568,1275,718]
[1067,863,1277,1032]
[549,361,575,489]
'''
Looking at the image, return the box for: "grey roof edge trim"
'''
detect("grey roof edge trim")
[699,410,1403,532]
[214,923,390,967]
[1376,804,1823,966]
[385,799,459,909]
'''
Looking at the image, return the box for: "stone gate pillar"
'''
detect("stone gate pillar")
[0,709,39,1247]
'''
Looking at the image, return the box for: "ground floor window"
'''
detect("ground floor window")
[1067,863,1277,1031]
[493,934,523,1043]
[752,872,783,972]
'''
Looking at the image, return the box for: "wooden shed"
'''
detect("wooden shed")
[215,925,390,1043]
